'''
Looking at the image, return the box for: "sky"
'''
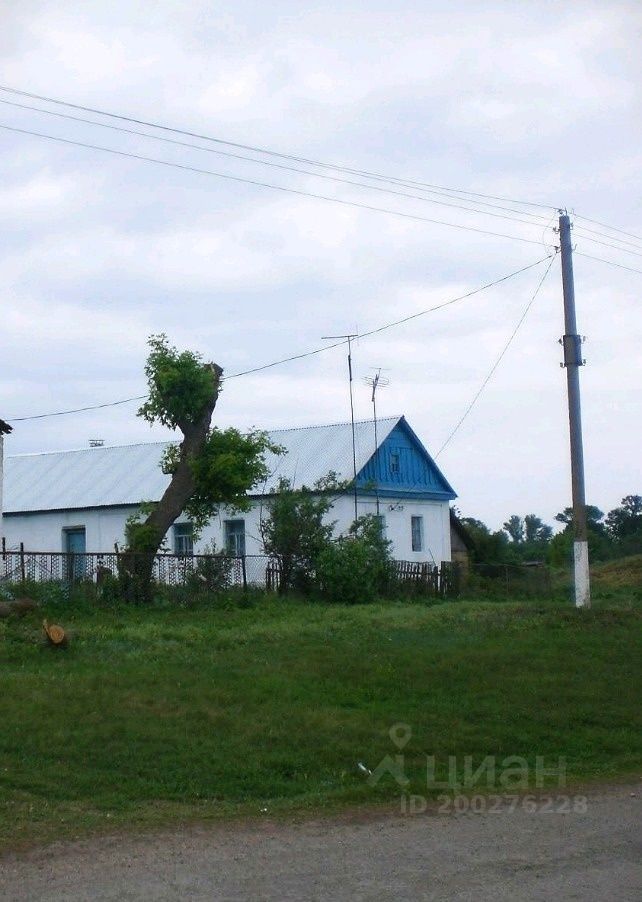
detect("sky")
[0,0,640,530]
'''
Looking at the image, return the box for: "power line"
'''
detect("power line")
[0,123,549,247]
[573,212,642,244]
[572,223,642,252]
[0,84,559,213]
[435,253,558,458]
[8,255,552,422]
[0,97,556,232]
[9,395,146,422]
[573,251,642,275]
[358,256,553,340]
[573,233,642,259]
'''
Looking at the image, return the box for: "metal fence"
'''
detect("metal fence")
[0,547,271,590]
[0,546,460,597]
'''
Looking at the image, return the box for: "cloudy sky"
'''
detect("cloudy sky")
[0,0,640,529]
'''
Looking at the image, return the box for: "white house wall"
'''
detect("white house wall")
[3,495,452,563]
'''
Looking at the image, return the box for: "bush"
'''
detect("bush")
[186,543,234,594]
[315,515,394,604]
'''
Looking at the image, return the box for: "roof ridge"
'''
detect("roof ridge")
[7,416,403,457]
[7,439,177,459]
[268,415,401,435]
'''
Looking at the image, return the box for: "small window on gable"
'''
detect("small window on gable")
[390,451,400,474]
[411,515,424,552]
[174,523,194,556]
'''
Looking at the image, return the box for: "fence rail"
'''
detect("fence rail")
[0,547,460,597]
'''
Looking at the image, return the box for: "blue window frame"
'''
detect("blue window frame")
[174,523,194,556]
[224,519,246,556]
[390,451,400,474]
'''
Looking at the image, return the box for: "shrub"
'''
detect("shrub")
[316,515,394,604]
[186,542,234,594]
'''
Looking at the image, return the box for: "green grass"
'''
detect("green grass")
[0,589,641,850]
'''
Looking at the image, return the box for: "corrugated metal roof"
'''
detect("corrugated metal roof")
[4,416,402,514]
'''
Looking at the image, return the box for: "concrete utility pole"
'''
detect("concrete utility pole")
[558,213,590,608]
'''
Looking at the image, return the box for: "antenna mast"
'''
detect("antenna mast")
[322,333,359,522]
[364,368,389,516]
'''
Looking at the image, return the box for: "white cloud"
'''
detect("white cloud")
[0,0,640,529]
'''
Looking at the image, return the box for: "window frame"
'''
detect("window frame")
[411,515,424,552]
[224,519,246,556]
[173,522,194,556]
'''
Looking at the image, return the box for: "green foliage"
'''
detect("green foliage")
[177,428,278,535]
[460,517,514,564]
[260,476,338,592]
[555,505,606,533]
[606,495,642,553]
[316,515,394,604]
[124,504,168,555]
[502,514,525,544]
[138,334,219,430]
[186,542,234,594]
[550,504,614,565]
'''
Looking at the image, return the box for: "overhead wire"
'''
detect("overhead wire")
[571,234,642,259]
[0,123,549,247]
[8,254,553,422]
[573,251,642,275]
[0,97,555,230]
[0,83,559,213]
[572,223,642,252]
[435,253,558,458]
[573,212,642,244]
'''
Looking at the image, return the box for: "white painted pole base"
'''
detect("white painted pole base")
[574,540,591,608]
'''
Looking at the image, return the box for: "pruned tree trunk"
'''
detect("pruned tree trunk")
[122,363,223,601]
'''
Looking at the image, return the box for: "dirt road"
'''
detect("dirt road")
[1,784,640,901]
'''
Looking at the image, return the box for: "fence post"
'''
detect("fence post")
[19,542,26,586]
[241,555,247,591]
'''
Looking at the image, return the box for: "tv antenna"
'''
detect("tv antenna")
[322,333,359,521]
[363,368,390,515]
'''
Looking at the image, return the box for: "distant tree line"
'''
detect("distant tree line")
[457,495,642,566]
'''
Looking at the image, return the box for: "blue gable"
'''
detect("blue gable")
[356,417,456,501]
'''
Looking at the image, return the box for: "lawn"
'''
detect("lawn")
[0,587,641,850]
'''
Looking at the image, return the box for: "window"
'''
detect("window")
[174,523,194,556]
[411,516,424,552]
[224,519,246,556]
[390,451,400,474]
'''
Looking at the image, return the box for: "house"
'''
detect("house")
[2,415,457,563]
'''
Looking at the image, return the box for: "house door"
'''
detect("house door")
[64,528,86,581]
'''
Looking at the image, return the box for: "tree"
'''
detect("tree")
[123,334,276,600]
[503,515,524,544]
[524,514,553,544]
[550,504,612,566]
[605,495,642,556]
[259,475,341,593]
[606,495,642,540]
[554,505,606,534]
[459,517,512,565]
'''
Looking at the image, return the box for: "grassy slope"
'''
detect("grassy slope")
[0,589,641,850]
